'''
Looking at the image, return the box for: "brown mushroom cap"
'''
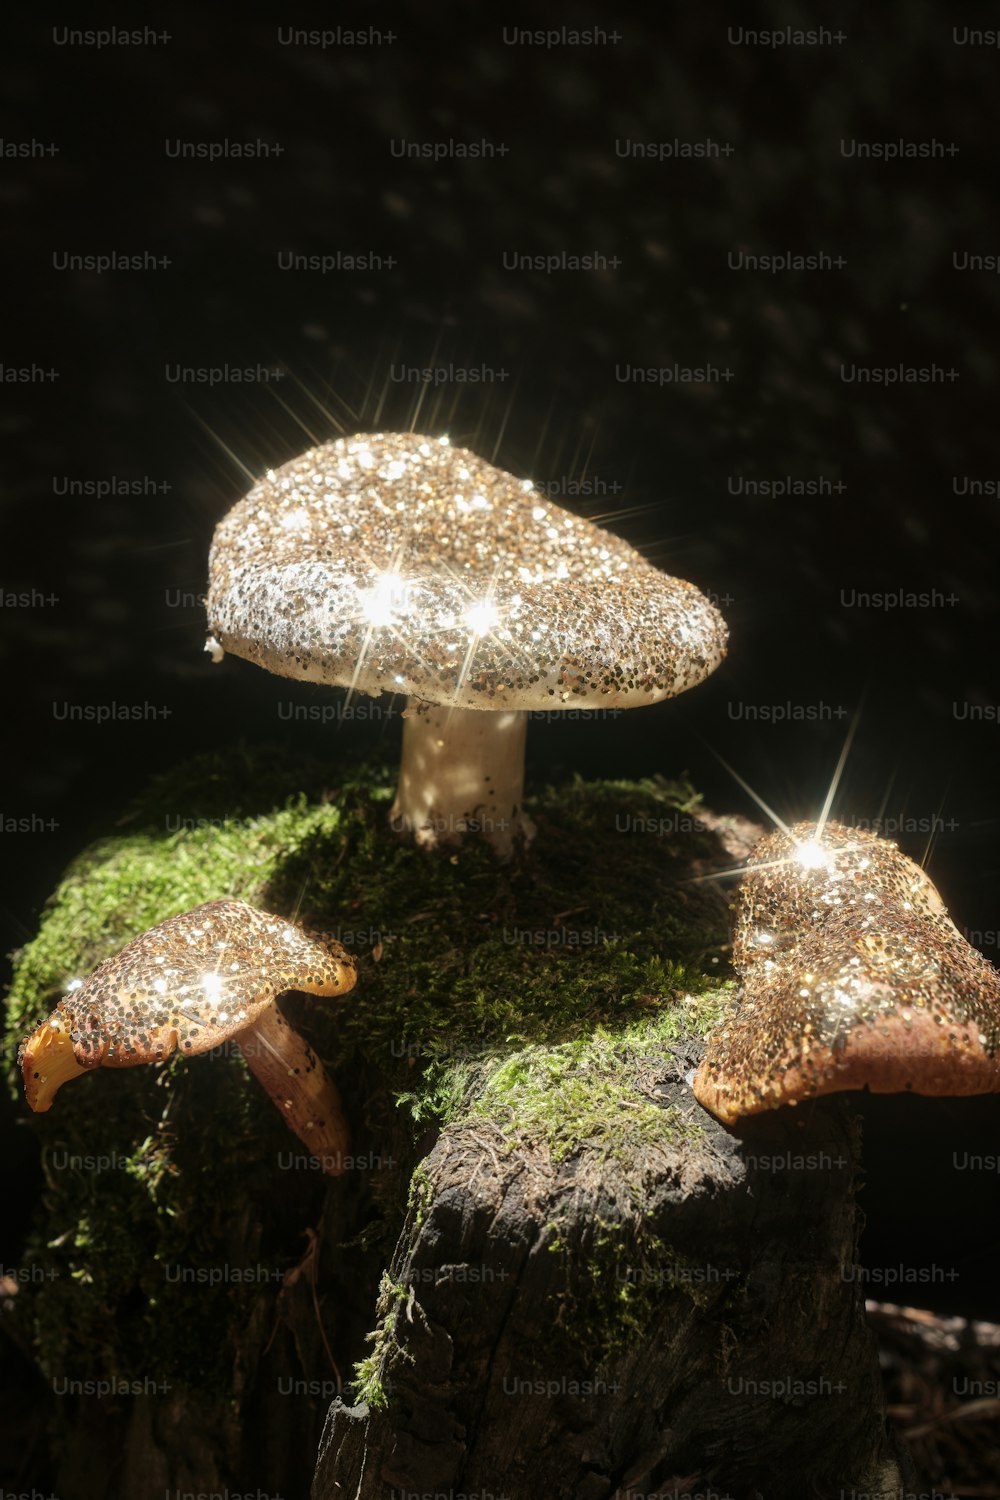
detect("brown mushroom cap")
[19,900,355,1109]
[205,432,728,712]
[692,821,1000,1124]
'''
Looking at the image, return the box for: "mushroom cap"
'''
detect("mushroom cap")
[692,821,1000,1124]
[205,432,728,711]
[19,900,356,1108]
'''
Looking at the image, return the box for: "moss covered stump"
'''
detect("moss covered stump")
[317,1100,896,1500]
[4,749,898,1499]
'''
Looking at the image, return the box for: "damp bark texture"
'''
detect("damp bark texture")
[313,1093,903,1500]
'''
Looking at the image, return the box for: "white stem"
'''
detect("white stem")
[236,1005,350,1176]
[390,699,535,859]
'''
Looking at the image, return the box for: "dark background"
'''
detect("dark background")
[3,3,999,1320]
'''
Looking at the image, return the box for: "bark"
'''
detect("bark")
[314,1084,901,1500]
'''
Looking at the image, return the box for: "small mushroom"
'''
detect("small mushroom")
[18,900,357,1175]
[692,821,1000,1125]
[205,433,728,858]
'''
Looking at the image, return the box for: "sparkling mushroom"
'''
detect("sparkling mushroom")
[204,432,728,858]
[692,821,1000,1125]
[18,900,357,1175]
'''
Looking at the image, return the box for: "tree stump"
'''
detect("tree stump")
[314,1078,900,1500]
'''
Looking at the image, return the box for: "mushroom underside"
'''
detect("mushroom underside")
[694,1007,1000,1125]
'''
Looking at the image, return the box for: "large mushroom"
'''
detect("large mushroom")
[205,432,728,858]
[18,900,357,1175]
[693,821,1000,1125]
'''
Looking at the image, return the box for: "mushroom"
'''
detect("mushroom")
[18,900,357,1175]
[693,821,1000,1125]
[204,432,728,858]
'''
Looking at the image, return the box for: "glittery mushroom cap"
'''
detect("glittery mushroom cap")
[692,822,1000,1125]
[19,900,356,1111]
[204,432,728,711]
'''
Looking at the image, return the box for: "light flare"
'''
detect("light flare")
[463,598,501,636]
[361,571,413,627]
[794,840,832,871]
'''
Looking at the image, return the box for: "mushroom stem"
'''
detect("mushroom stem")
[236,1005,351,1176]
[390,698,535,858]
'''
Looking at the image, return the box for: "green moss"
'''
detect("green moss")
[406,1162,436,1229]
[576,1219,738,1366]
[351,1355,389,1412]
[4,745,734,1398]
[351,1273,410,1409]
[467,1005,726,1163]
